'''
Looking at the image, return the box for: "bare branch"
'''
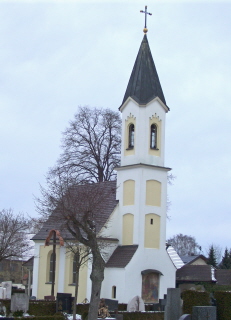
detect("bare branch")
[0,209,32,262]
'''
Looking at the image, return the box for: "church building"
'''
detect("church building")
[32,21,181,303]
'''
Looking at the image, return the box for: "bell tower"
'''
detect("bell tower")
[116,25,170,251]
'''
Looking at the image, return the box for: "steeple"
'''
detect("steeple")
[121,34,167,108]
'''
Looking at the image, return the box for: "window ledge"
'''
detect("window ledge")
[45,282,54,285]
[126,147,134,150]
[68,284,76,286]
[150,147,159,150]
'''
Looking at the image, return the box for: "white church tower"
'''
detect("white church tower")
[101,27,177,303]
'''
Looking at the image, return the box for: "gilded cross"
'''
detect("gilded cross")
[140,5,152,29]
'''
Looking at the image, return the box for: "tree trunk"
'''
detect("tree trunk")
[87,249,105,320]
[73,264,80,320]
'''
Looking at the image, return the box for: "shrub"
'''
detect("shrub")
[13,310,24,317]
[182,290,210,314]
[28,300,56,316]
[119,312,164,320]
[214,291,231,320]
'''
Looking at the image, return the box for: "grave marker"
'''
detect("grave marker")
[2,281,12,299]
[164,288,181,320]
[11,293,29,313]
[56,293,73,314]
[192,306,216,320]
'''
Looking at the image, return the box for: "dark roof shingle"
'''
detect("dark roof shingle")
[121,34,167,107]
[33,180,118,241]
[106,245,138,268]
[215,269,231,285]
[176,265,215,282]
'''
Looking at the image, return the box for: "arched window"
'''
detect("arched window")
[150,124,157,149]
[128,124,135,148]
[112,286,116,299]
[49,252,56,283]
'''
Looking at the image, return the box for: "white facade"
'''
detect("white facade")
[100,95,176,303]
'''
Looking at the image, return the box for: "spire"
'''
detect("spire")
[121,34,167,107]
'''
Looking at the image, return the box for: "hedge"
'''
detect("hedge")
[182,290,210,314]
[119,312,164,320]
[214,291,231,320]
[29,300,56,316]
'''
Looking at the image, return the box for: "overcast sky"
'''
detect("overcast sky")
[1,0,230,256]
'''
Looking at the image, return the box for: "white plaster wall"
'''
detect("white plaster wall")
[101,247,176,303]
[32,241,41,298]
[98,205,121,242]
[116,165,168,249]
[120,97,167,167]
[101,268,126,302]
[57,246,66,292]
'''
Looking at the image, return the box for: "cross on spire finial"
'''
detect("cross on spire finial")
[140,6,152,33]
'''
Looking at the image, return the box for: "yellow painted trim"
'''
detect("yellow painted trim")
[37,245,60,299]
[123,180,135,206]
[146,180,161,207]
[124,114,136,156]
[144,214,160,248]
[64,249,88,303]
[149,115,161,157]
[122,213,134,245]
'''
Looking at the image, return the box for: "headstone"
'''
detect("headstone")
[2,281,12,299]
[0,301,7,317]
[179,315,191,320]
[56,293,73,314]
[104,298,118,312]
[164,288,181,320]
[0,287,6,299]
[159,298,167,311]
[192,306,216,320]
[11,293,29,312]
[127,296,145,312]
[152,303,160,311]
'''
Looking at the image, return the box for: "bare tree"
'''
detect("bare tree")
[50,106,121,183]
[167,233,201,256]
[0,209,31,262]
[36,170,117,320]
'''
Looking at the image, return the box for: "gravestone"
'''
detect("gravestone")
[2,281,12,299]
[104,299,118,312]
[179,315,191,320]
[164,288,181,320]
[0,301,7,317]
[0,287,6,299]
[56,293,73,314]
[152,303,160,311]
[11,293,29,312]
[192,306,216,320]
[159,298,167,311]
[127,296,145,312]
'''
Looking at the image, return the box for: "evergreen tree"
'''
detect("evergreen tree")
[207,245,217,267]
[220,248,231,269]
